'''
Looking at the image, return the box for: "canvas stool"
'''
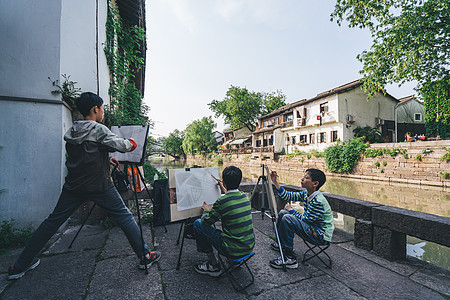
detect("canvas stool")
[301,239,332,268]
[218,252,255,291]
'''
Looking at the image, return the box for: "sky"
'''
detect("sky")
[144,0,417,138]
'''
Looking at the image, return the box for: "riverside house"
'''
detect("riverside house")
[253,80,400,154]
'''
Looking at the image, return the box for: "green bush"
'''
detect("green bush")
[0,220,34,254]
[310,149,324,158]
[441,148,450,162]
[441,172,449,179]
[324,138,367,173]
[415,154,423,161]
[364,148,383,158]
[374,161,380,168]
[382,161,387,167]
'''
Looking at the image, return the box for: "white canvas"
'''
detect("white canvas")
[175,167,221,211]
[110,125,149,164]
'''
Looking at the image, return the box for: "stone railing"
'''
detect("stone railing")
[239,182,450,261]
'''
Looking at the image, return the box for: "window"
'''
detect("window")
[300,135,307,143]
[309,133,315,144]
[269,135,273,146]
[414,113,422,121]
[286,113,293,121]
[291,136,296,145]
[256,140,261,147]
[331,131,338,142]
[320,102,329,114]
[319,132,326,143]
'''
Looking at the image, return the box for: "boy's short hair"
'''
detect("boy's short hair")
[76,92,104,117]
[306,168,326,190]
[222,166,242,190]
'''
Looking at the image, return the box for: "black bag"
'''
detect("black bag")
[153,179,170,226]
[112,167,130,192]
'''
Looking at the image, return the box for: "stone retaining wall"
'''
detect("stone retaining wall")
[187,140,450,187]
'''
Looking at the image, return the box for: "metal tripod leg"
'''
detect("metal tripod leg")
[130,165,149,275]
[68,203,96,249]
[136,166,167,233]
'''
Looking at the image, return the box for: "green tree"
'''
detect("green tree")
[421,77,450,138]
[208,86,286,131]
[262,90,288,115]
[161,129,186,158]
[182,117,218,155]
[331,0,449,98]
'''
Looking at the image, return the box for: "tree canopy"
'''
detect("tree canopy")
[331,0,449,97]
[161,129,185,158]
[182,117,218,154]
[208,86,287,131]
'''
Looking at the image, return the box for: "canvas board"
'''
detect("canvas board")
[264,165,279,218]
[110,125,149,164]
[169,167,221,222]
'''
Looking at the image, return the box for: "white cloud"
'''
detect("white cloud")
[165,0,198,33]
[214,0,292,27]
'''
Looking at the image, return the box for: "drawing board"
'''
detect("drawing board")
[264,165,279,218]
[110,125,149,165]
[169,167,221,222]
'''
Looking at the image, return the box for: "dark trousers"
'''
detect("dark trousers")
[193,219,230,258]
[15,187,149,269]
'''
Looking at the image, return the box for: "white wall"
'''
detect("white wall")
[338,89,396,140]
[60,0,110,103]
[0,0,61,100]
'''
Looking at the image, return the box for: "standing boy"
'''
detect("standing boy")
[8,92,160,280]
[193,166,255,277]
[269,168,334,269]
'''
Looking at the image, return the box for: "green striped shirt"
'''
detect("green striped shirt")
[201,191,255,258]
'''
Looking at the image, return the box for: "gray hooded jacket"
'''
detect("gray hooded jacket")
[63,121,132,192]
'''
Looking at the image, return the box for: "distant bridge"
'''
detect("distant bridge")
[149,149,181,160]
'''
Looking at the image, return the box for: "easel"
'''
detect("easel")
[250,164,287,271]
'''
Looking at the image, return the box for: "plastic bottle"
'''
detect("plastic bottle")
[154,173,159,181]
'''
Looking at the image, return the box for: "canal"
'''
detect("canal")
[149,158,450,270]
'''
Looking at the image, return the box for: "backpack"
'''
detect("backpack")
[112,166,130,192]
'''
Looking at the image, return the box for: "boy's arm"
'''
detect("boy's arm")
[201,199,221,227]
[300,198,325,224]
[276,186,307,204]
[96,124,136,152]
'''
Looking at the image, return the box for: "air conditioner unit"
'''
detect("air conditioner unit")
[375,117,384,126]
[346,115,355,123]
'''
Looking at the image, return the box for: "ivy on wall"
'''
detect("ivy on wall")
[103,0,149,126]
[422,77,450,138]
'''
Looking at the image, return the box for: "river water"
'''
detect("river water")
[149,158,450,270]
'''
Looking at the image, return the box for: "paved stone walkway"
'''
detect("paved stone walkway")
[1,214,449,299]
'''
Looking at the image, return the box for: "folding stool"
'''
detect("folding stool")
[302,240,332,268]
[218,252,255,291]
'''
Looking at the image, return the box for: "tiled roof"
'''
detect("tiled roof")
[397,95,414,103]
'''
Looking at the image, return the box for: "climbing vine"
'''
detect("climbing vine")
[422,77,450,138]
[103,0,149,126]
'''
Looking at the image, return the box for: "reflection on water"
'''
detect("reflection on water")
[150,158,450,269]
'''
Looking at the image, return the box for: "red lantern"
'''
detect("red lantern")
[317,115,321,120]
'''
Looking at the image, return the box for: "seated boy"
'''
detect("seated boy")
[269,168,334,269]
[8,92,160,280]
[193,166,255,277]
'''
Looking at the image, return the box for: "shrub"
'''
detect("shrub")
[415,154,423,161]
[374,161,380,168]
[441,148,450,162]
[382,161,387,167]
[364,148,383,158]
[441,172,449,179]
[0,220,34,254]
[324,138,367,173]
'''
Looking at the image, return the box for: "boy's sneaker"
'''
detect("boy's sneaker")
[8,258,40,280]
[269,255,298,269]
[271,241,281,251]
[194,261,222,277]
[139,251,161,269]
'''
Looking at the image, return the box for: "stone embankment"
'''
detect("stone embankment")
[188,140,450,187]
